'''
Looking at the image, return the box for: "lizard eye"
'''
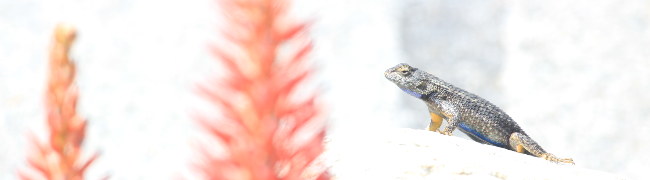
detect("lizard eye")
[399,70,411,76]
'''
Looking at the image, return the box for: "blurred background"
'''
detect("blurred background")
[1,0,649,179]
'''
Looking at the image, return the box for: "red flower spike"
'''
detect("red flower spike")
[19,23,99,180]
[277,23,308,42]
[77,152,100,174]
[277,69,310,98]
[286,41,314,67]
[196,0,328,179]
[207,44,247,80]
[26,155,50,178]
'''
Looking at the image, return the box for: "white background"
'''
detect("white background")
[1,0,649,179]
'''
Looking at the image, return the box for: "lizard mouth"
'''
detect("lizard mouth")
[384,70,396,82]
[384,68,394,77]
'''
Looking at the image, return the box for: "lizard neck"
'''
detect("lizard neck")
[400,87,432,100]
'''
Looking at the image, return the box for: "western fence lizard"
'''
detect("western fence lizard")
[384,63,574,164]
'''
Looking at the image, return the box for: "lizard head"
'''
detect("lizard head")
[384,63,437,99]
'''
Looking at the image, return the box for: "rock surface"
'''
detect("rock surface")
[323,128,622,180]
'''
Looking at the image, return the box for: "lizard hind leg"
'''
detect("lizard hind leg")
[428,112,444,132]
[508,132,575,164]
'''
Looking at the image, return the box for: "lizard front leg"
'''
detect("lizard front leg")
[435,100,460,136]
[440,116,459,135]
[428,112,443,132]
[427,105,444,132]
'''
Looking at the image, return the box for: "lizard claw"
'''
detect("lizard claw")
[439,131,453,136]
[558,158,575,165]
[542,153,575,165]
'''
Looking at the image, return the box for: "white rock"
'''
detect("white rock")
[322,128,622,180]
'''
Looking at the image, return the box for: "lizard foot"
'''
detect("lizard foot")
[541,153,575,165]
[438,131,453,136]
[427,126,439,132]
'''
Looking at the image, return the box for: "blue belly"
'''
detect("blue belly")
[400,87,424,99]
[458,123,507,148]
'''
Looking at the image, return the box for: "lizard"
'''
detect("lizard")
[384,63,574,164]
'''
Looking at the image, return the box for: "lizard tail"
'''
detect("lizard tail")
[508,132,574,164]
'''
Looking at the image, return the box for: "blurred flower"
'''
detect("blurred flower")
[195,0,329,179]
[19,23,98,180]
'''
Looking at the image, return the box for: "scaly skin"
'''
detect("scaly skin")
[385,63,574,164]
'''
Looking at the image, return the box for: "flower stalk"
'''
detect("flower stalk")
[196,0,329,179]
[20,23,98,180]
